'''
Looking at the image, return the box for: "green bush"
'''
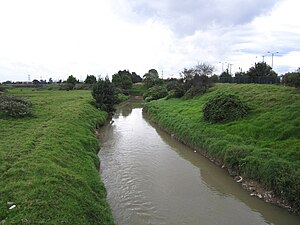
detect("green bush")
[143,85,168,102]
[203,94,249,123]
[92,77,116,112]
[0,95,32,118]
[283,72,300,88]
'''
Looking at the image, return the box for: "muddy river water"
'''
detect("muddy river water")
[98,100,299,225]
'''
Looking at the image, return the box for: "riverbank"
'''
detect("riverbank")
[0,89,115,224]
[144,83,300,214]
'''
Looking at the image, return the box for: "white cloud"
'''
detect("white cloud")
[0,0,299,82]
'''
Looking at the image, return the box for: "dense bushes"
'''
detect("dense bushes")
[143,85,168,102]
[283,72,300,88]
[203,94,249,123]
[92,78,116,113]
[0,94,32,118]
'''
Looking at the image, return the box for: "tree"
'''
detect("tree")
[282,69,300,88]
[84,75,97,84]
[178,63,214,98]
[131,72,142,83]
[112,70,133,90]
[92,77,116,112]
[246,62,277,77]
[48,78,53,84]
[143,69,161,88]
[66,75,77,90]
[32,79,40,85]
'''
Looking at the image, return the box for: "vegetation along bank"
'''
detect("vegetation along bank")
[144,83,300,213]
[0,89,115,224]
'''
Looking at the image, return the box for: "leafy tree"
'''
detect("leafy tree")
[84,75,97,84]
[179,63,214,98]
[246,62,277,77]
[143,69,161,88]
[131,72,142,83]
[143,85,168,102]
[32,79,40,85]
[66,75,78,90]
[48,78,53,84]
[220,70,231,78]
[92,77,116,112]
[112,70,133,90]
[282,69,300,88]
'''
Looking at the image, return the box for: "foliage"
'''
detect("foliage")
[115,93,129,103]
[283,70,300,88]
[145,83,300,209]
[0,89,114,224]
[143,69,161,88]
[0,86,6,93]
[84,75,97,84]
[128,83,147,96]
[112,70,133,90]
[143,85,168,102]
[179,63,214,98]
[66,75,78,90]
[0,94,32,118]
[246,62,277,77]
[220,71,231,78]
[131,72,143,83]
[92,77,116,112]
[203,94,250,123]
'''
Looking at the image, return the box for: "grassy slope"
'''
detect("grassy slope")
[145,83,300,209]
[0,89,115,224]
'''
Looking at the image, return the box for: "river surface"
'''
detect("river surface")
[98,100,299,225]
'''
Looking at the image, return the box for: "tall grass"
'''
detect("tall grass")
[0,89,115,224]
[145,83,300,210]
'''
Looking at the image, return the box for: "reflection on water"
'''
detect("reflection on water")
[98,101,300,225]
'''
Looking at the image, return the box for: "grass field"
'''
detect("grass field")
[0,89,115,224]
[145,83,300,210]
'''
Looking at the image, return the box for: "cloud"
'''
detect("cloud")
[0,0,299,82]
[114,0,279,36]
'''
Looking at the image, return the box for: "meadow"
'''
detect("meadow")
[145,83,300,210]
[0,89,115,224]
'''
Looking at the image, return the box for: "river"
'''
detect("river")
[98,100,299,225]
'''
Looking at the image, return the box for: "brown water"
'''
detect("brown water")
[98,101,300,225]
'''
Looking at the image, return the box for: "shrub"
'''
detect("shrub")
[0,86,6,93]
[0,95,32,118]
[283,72,300,88]
[92,77,116,112]
[203,94,249,123]
[143,85,168,102]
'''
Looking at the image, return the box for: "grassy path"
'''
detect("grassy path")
[145,84,300,211]
[0,89,115,224]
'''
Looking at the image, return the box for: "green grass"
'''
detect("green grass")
[0,89,115,224]
[128,83,147,96]
[145,83,300,209]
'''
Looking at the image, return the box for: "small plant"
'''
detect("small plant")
[0,95,32,118]
[203,94,249,123]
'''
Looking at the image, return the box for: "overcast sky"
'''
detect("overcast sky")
[0,0,299,82]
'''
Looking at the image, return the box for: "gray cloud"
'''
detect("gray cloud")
[121,0,279,36]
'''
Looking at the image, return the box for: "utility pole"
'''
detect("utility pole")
[219,62,227,73]
[267,51,279,69]
[228,63,233,75]
[262,55,265,62]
